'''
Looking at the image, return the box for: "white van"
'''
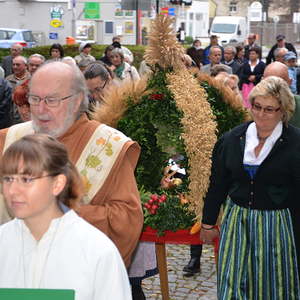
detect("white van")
[209,16,248,45]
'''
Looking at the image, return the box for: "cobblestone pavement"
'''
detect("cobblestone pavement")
[142,244,217,300]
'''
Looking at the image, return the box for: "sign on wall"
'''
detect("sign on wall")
[84,2,100,19]
[124,21,134,34]
[50,5,64,28]
[49,32,59,39]
[249,1,262,22]
[76,20,96,40]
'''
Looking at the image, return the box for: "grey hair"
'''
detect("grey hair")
[61,56,76,66]
[209,46,222,56]
[29,53,46,63]
[13,55,27,64]
[274,47,288,59]
[68,64,89,115]
[84,61,112,81]
[224,45,237,55]
[30,62,89,115]
[111,47,124,60]
[248,76,295,124]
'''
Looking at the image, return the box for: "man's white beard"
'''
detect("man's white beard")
[31,102,77,138]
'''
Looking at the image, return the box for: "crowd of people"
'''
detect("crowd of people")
[186,34,300,107]
[0,31,300,300]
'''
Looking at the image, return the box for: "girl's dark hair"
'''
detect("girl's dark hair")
[104,45,115,56]
[249,47,260,55]
[84,61,113,81]
[49,43,65,58]
[235,45,244,58]
[0,134,83,208]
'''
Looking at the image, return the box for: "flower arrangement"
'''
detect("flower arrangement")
[140,188,195,236]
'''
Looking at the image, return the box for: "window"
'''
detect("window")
[22,31,35,42]
[0,30,16,40]
[229,1,237,13]
[195,13,203,21]
[105,22,114,34]
[211,23,237,34]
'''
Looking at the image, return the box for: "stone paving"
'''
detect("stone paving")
[142,244,217,300]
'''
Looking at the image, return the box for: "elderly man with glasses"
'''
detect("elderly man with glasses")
[0,61,143,270]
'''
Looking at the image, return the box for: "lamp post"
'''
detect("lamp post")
[156,0,159,14]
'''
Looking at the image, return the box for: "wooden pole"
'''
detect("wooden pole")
[155,243,170,300]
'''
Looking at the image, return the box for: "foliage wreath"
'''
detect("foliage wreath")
[94,15,248,235]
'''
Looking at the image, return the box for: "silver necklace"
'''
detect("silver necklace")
[21,217,63,288]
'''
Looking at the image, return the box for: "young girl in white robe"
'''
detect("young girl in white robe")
[0,134,131,300]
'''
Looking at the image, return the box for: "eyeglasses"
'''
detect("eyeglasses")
[1,174,56,187]
[90,80,107,95]
[28,94,75,107]
[252,103,281,114]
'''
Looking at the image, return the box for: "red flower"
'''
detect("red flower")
[149,94,164,100]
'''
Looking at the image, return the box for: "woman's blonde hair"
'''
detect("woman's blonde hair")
[0,134,83,208]
[248,76,295,123]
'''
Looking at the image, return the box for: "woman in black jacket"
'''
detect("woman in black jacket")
[240,47,265,108]
[240,47,265,86]
[200,76,300,299]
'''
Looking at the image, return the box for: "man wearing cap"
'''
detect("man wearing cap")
[74,42,96,66]
[266,34,297,65]
[283,51,299,94]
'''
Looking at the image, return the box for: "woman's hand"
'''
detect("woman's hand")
[199,224,219,245]
[248,75,255,82]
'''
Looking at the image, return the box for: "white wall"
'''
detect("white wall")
[0,0,137,45]
[175,0,209,39]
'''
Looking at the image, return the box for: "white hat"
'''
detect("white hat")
[79,41,92,52]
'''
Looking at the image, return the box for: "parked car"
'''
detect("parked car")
[0,28,36,48]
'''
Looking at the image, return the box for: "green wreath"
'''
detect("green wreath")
[94,15,247,236]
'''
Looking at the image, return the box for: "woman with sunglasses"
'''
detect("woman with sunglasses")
[200,76,300,299]
[0,134,131,300]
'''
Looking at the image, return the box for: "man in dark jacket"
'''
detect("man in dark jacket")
[266,34,297,65]
[244,33,262,60]
[1,43,23,77]
[222,45,242,76]
[203,35,224,65]
[0,78,12,129]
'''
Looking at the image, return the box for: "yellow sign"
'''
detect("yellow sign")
[50,19,63,28]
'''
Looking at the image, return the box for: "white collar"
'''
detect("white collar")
[17,210,76,240]
[243,121,283,165]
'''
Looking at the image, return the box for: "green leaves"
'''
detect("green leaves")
[141,190,195,236]
[117,70,186,193]
[201,81,245,137]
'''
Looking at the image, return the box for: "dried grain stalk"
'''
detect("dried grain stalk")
[167,70,217,219]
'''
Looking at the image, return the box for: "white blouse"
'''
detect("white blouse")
[0,210,131,300]
[243,121,283,165]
